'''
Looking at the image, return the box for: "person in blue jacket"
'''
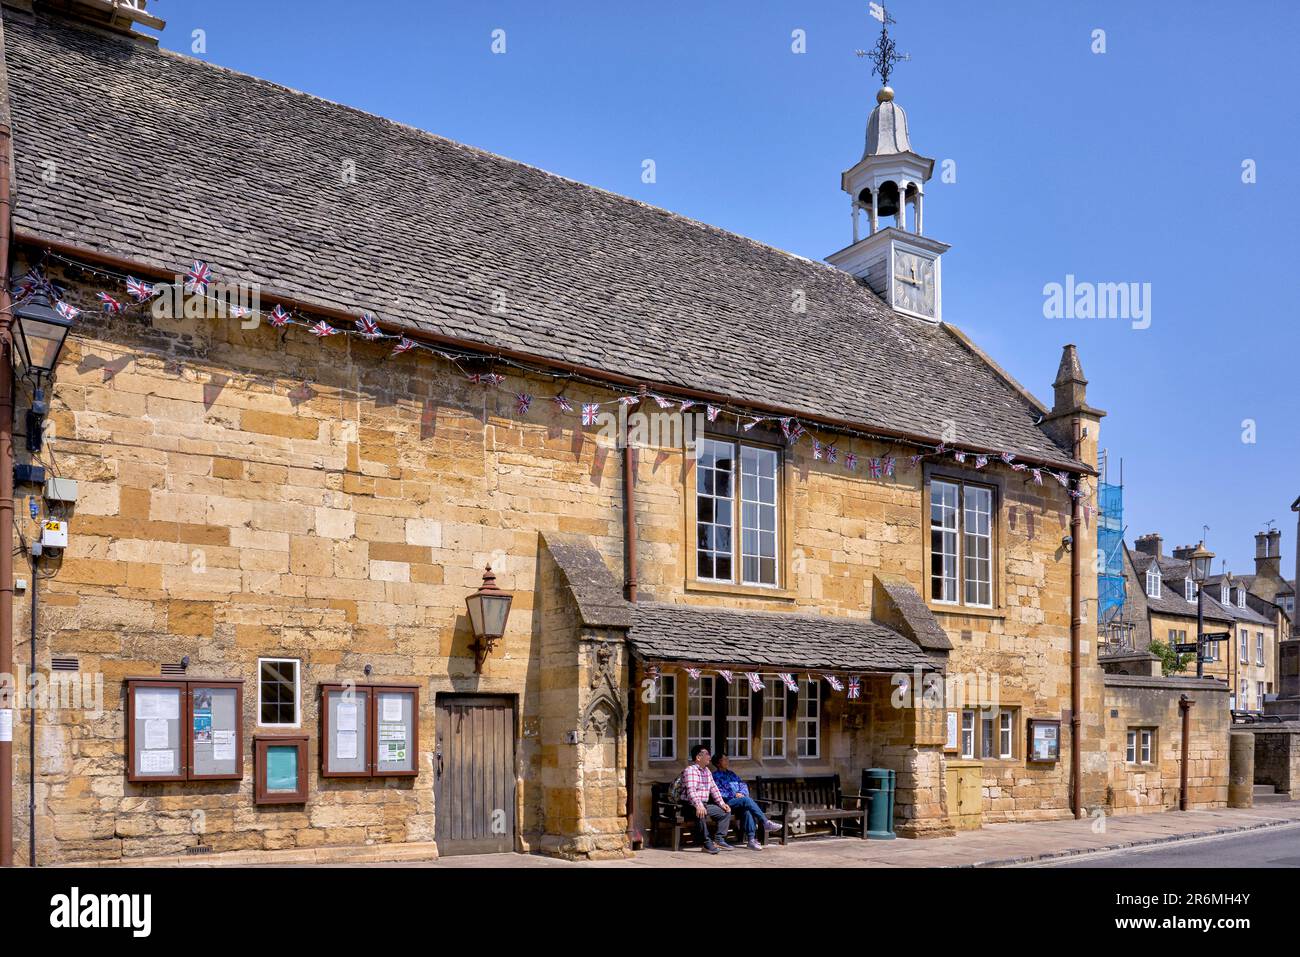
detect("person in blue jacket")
[711,752,781,850]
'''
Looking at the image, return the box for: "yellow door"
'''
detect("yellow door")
[945,761,983,830]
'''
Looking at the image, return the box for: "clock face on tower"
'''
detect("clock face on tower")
[892,248,936,319]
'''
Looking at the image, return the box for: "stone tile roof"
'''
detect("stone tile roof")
[871,577,952,651]
[1,12,1081,468]
[629,603,938,673]
[541,533,632,630]
[1128,552,1233,623]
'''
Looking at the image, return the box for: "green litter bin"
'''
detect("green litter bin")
[861,768,897,840]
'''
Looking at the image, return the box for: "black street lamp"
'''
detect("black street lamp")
[1188,541,1214,678]
[12,291,74,453]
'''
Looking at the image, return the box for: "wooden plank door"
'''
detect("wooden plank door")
[435,695,516,855]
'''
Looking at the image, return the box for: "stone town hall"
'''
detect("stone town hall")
[0,0,1226,864]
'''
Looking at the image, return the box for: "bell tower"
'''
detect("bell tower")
[827,5,948,322]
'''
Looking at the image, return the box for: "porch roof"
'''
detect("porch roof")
[628,603,940,674]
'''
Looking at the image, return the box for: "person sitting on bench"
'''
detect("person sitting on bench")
[712,752,782,850]
[678,744,733,853]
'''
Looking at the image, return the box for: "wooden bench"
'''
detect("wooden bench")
[751,774,867,844]
[649,781,775,851]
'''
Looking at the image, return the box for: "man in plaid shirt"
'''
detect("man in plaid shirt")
[678,744,733,853]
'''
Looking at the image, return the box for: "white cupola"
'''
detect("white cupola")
[827,10,948,322]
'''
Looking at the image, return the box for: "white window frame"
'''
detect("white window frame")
[1257,681,1265,713]
[1241,629,1250,660]
[1221,583,1230,605]
[1185,579,1196,603]
[1257,632,1264,666]
[761,678,786,759]
[647,674,676,762]
[796,678,820,758]
[1240,679,1250,705]
[961,709,975,759]
[1140,729,1153,764]
[687,675,715,752]
[1238,588,1247,609]
[257,657,301,728]
[1125,730,1137,764]
[929,477,994,609]
[725,680,751,759]
[1146,567,1161,600]
[998,710,1014,759]
[695,437,781,588]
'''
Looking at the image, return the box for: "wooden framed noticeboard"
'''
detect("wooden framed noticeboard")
[126,677,244,783]
[1026,718,1061,763]
[320,683,418,778]
[254,735,309,804]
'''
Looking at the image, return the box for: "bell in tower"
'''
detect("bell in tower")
[827,5,949,323]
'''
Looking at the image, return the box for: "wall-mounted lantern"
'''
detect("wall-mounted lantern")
[466,565,513,673]
[13,291,74,453]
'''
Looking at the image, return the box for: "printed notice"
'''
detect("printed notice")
[212,730,236,762]
[143,718,170,750]
[381,695,403,722]
[140,750,174,773]
[0,708,11,743]
[336,730,358,761]
[337,702,358,733]
[136,688,179,720]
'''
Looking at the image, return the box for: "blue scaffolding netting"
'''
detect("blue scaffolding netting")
[1097,481,1125,622]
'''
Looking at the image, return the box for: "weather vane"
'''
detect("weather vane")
[856,2,910,89]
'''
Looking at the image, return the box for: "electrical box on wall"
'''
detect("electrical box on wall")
[40,519,68,549]
[14,463,45,485]
[44,478,79,502]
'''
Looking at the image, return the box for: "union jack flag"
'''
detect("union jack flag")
[1030,468,1043,485]
[391,337,415,356]
[954,451,967,464]
[125,276,154,302]
[787,423,805,445]
[185,260,212,294]
[1053,470,1070,487]
[355,312,382,339]
[706,405,719,422]
[581,403,600,426]
[743,417,762,432]
[653,395,674,409]
[934,443,947,457]
[974,455,988,470]
[97,292,124,314]
[847,677,861,699]
[686,667,702,680]
[229,305,252,320]
[54,300,80,321]
[1000,452,1016,465]
[269,305,292,328]
[882,455,895,476]
[779,418,793,439]
[822,674,843,692]
[746,672,762,692]
[679,400,696,412]
[1010,462,1028,472]
[12,268,46,301]
[812,439,824,460]
[868,457,883,478]
[909,454,924,469]
[826,445,838,464]
[481,373,505,386]
[779,672,798,692]
[515,393,532,415]
[310,320,338,337]
[718,670,733,685]
[845,452,858,470]
[618,395,638,407]
[1068,487,1083,500]
[555,395,573,413]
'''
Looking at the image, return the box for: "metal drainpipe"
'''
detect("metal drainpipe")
[1178,694,1193,810]
[623,389,643,847]
[0,14,16,867]
[27,545,35,866]
[1070,417,1083,818]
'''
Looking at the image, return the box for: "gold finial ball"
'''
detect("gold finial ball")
[876,86,895,103]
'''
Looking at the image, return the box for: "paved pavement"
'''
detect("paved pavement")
[392,801,1300,869]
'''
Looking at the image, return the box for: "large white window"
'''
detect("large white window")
[687,675,715,752]
[796,679,820,758]
[647,674,676,761]
[1257,632,1265,666]
[696,438,780,587]
[257,657,300,727]
[1126,728,1154,764]
[999,710,1014,759]
[930,478,993,607]
[960,710,975,759]
[1257,681,1265,712]
[761,678,786,758]
[973,708,1017,759]
[725,681,751,759]
[1241,629,1250,660]
[1185,579,1196,602]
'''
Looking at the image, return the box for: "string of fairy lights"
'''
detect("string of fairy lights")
[12,247,1094,518]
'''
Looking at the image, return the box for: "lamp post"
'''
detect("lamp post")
[466,565,513,673]
[1189,541,1214,679]
[12,291,74,453]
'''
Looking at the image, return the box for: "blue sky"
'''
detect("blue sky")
[152,0,1298,579]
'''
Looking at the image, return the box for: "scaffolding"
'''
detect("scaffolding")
[1096,451,1126,626]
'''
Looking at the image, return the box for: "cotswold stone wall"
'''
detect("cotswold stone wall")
[1101,676,1230,813]
[19,255,1098,862]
